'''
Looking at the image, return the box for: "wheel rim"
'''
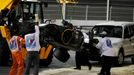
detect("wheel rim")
[118,52,124,65]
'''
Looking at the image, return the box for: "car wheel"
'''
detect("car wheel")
[131,56,134,64]
[116,51,124,66]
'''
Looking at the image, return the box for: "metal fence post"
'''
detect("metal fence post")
[133,8,134,22]
[109,6,112,20]
[85,5,88,20]
[106,0,110,21]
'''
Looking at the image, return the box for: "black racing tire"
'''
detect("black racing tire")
[39,49,53,67]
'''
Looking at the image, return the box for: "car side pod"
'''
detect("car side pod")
[54,47,70,63]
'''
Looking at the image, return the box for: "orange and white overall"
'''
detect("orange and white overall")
[8,36,24,75]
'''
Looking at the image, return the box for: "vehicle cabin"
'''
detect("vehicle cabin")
[92,21,134,66]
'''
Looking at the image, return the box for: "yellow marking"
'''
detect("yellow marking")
[40,44,53,59]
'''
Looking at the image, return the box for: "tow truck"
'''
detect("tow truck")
[0,0,55,66]
[0,0,82,66]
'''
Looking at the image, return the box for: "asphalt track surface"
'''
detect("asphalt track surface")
[0,51,134,75]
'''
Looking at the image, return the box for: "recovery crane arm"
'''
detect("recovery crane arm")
[0,0,20,11]
[0,0,21,41]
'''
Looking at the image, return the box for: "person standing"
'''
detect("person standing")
[24,23,40,75]
[95,31,115,75]
[74,32,92,70]
[8,33,25,75]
